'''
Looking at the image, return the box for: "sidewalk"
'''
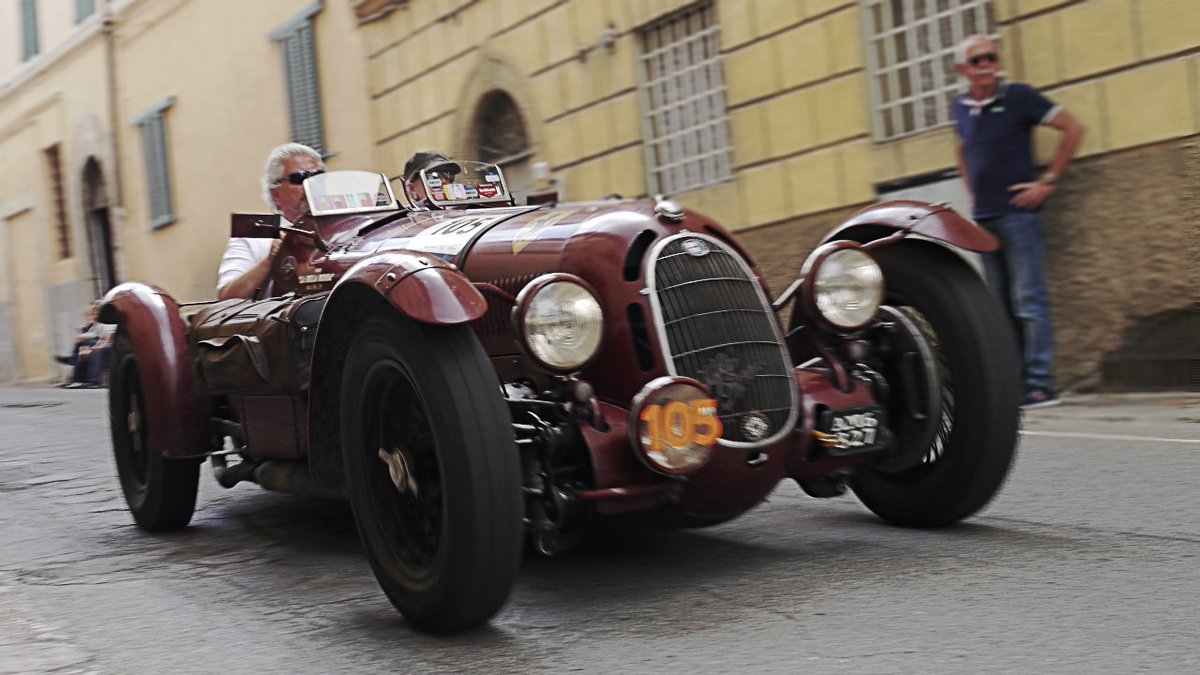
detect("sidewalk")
[1019,392,1198,442]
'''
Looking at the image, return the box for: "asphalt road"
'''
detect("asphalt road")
[1,386,1197,674]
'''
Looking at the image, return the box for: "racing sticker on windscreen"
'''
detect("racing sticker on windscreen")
[403,213,512,260]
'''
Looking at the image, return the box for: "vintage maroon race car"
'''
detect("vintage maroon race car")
[101,161,1019,632]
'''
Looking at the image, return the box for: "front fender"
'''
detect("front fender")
[333,252,487,325]
[99,283,209,459]
[303,254,487,493]
[823,200,998,253]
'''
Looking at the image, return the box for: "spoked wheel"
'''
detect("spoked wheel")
[851,244,1021,527]
[341,312,522,632]
[108,332,200,531]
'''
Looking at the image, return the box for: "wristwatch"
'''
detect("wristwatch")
[1040,172,1059,185]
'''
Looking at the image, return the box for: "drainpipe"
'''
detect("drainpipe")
[102,0,125,288]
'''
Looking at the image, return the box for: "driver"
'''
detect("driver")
[216,143,325,300]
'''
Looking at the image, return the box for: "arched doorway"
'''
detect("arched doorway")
[82,158,117,296]
[471,90,532,201]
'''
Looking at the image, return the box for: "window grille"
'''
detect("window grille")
[76,0,95,23]
[21,0,39,61]
[637,2,733,196]
[271,3,325,156]
[132,98,176,229]
[45,145,71,259]
[863,0,998,140]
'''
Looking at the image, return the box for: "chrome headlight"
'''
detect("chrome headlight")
[513,274,604,373]
[801,242,884,332]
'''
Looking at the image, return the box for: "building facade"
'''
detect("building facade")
[2,0,1197,388]
[355,0,1197,390]
[0,0,373,382]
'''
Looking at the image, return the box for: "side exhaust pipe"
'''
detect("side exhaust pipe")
[210,455,346,500]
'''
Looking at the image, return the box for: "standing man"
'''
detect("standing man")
[953,35,1083,409]
[216,143,325,300]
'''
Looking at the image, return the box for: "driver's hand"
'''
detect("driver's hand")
[269,238,283,258]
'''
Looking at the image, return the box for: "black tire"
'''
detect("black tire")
[850,244,1021,527]
[340,312,523,632]
[108,332,201,531]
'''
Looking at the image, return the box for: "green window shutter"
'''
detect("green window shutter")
[76,0,95,23]
[271,4,325,155]
[133,99,177,229]
[21,0,39,61]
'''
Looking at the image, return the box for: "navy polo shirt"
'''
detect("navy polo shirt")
[954,81,1060,219]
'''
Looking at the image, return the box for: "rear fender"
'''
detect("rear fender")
[99,283,209,458]
[334,251,487,325]
[822,200,998,253]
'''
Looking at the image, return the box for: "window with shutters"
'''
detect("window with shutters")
[863,0,998,141]
[76,0,95,23]
[21,0,39,61]
[636,2,733,196]
[270,3,325,156]
[132,98,177,229]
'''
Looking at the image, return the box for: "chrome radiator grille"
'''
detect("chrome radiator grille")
[647,234,797,446]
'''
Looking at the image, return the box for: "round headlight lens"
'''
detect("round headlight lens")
[813,247,884,330]
[518,278,604,372]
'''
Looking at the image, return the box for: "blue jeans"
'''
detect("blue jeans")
[978,211,1055,391]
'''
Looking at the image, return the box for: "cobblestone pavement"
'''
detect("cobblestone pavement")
[0,386,1196,674]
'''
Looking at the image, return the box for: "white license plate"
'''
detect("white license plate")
[824,409,882,452]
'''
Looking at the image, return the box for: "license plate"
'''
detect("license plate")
[817,407,885,455]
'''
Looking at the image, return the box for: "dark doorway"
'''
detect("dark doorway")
[82,158,117,296]
[472,90,532,201]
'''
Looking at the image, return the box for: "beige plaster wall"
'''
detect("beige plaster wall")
[0,0,375,380]
[0,0,86,84]
[0,23,110,381]
[113,0,374,302]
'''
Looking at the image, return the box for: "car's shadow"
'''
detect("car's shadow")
[118,487,1078,643]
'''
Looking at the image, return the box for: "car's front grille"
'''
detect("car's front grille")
[647,234,797,447]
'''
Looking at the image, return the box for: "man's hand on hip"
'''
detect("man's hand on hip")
[1008,180,1055,209]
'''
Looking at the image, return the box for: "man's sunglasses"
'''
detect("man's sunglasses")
[969,53,998,67]
[276,169,324,186]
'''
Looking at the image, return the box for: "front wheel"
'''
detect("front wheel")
[108,332,201,531]
[851,244,1020,527]
[340,312,523,632]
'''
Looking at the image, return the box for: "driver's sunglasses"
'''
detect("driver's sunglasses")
[276,169,324,186]
[969,53,998,67]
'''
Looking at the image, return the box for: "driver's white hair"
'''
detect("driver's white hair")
[955,35,996,65]
[261,143,324,210]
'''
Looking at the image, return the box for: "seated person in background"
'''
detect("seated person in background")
[56,301,114,388]
[402,150,452,208]
[217,143,325,300]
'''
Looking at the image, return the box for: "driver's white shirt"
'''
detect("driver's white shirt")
[215,215,287,295]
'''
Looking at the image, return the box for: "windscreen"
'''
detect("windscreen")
[421,161,511,207]
[305,170,398,216]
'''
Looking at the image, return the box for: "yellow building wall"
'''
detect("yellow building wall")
[360,0,873,231]
[360,0,1199,233]
[1003,0,1200,165]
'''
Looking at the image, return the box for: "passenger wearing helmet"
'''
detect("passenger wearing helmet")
[402,150,460,209]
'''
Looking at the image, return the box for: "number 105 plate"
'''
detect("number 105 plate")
[816,407,886,456]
